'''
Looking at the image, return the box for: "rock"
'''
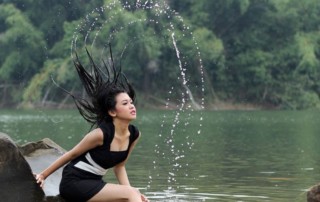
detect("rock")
[0,132,45,202]
[307,183,320,202]
[0,132,67,202]
[21,138,66,198]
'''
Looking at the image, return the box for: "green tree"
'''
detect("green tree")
[0,3,46,105]
[2,0,320,109]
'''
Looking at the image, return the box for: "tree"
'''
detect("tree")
[1,0,320,109]
[0,3,46,105]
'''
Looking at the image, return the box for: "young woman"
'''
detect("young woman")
[35,48,149,202]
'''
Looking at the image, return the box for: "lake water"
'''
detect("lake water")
[1,109,319,201]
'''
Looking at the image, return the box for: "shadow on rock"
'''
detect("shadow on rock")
[0,132,66,202]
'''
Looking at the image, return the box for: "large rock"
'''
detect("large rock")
[0,132,45,201]
[0,132,66,202]
[307,183,320,202]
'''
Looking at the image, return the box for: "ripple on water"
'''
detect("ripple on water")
[145,191,270,201]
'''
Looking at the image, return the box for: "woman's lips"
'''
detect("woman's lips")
[130,110,136,115]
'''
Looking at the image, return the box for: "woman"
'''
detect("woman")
[36,47,149,202]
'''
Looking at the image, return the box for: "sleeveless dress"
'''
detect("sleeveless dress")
[59,122,140,202]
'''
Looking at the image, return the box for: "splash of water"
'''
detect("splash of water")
[70,0,205,198]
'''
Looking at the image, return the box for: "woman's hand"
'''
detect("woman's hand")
[141,194,149,202]
[35,173,45,188]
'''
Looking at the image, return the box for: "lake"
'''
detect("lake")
[1,109,319,201]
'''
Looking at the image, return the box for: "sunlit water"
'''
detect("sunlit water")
[1,109,320,201]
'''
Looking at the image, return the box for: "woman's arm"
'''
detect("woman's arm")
[36,128,104,187]
[113,133,141,185]
[113,164,130,185]
[114,133,149,202]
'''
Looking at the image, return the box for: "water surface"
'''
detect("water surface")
[1,109,319,201]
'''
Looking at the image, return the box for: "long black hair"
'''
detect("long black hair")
[56,45,135,127]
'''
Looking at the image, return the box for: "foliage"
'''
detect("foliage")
[0,4,45,82]
[0,0,319,109]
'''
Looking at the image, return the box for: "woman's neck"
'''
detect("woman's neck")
[113,119,130,136]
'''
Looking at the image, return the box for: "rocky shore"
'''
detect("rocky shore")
[0,132,66,202]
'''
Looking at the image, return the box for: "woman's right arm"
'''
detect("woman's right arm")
[36,128,104,187]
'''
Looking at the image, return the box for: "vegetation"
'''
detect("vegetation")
[0,0,319,110]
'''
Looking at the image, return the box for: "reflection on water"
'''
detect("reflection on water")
[1,109,320,201]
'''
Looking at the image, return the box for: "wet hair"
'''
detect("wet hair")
[55,45,135,127]
[307,183,320,202]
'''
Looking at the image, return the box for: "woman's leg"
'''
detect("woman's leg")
[88,183,142,202]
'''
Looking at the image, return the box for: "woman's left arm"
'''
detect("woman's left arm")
[113,133,141,185]
[113,164,130,185]
[114,133,149,202]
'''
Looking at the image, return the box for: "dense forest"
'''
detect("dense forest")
[0,0,319,110]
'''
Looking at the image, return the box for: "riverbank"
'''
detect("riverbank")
[14,98,275,111]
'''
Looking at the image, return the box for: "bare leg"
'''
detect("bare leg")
[88,183,142,202]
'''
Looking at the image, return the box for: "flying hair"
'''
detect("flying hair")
[52,44,136,128]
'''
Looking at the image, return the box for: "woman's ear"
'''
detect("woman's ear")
[108,110,116,117]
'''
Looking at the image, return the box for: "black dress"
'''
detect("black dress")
[59,122,140,202]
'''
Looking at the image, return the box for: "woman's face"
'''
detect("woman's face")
[110,92,136,121]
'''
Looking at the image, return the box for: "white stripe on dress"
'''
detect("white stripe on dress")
[74,153,107,176]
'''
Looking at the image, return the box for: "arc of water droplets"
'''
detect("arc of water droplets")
[72,1,164,57]
[71,2,118,56]
[70,0,205,194]
[154,30,204,191]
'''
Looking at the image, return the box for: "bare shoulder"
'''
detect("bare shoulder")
[85,128,104,146]
[91,127,103,136]
[68,127,104,156]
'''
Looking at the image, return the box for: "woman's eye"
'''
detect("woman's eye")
[121,100,133,105]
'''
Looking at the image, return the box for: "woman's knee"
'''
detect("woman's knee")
[88,184,141,202]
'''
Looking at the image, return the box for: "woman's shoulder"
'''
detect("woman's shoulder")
[91,127,104,137]
[82,127,104,146]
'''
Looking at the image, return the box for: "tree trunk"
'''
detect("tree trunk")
[182,84,202,110]
[0,82,11,107]
[41,86,52,107]
[58,86,76,109]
